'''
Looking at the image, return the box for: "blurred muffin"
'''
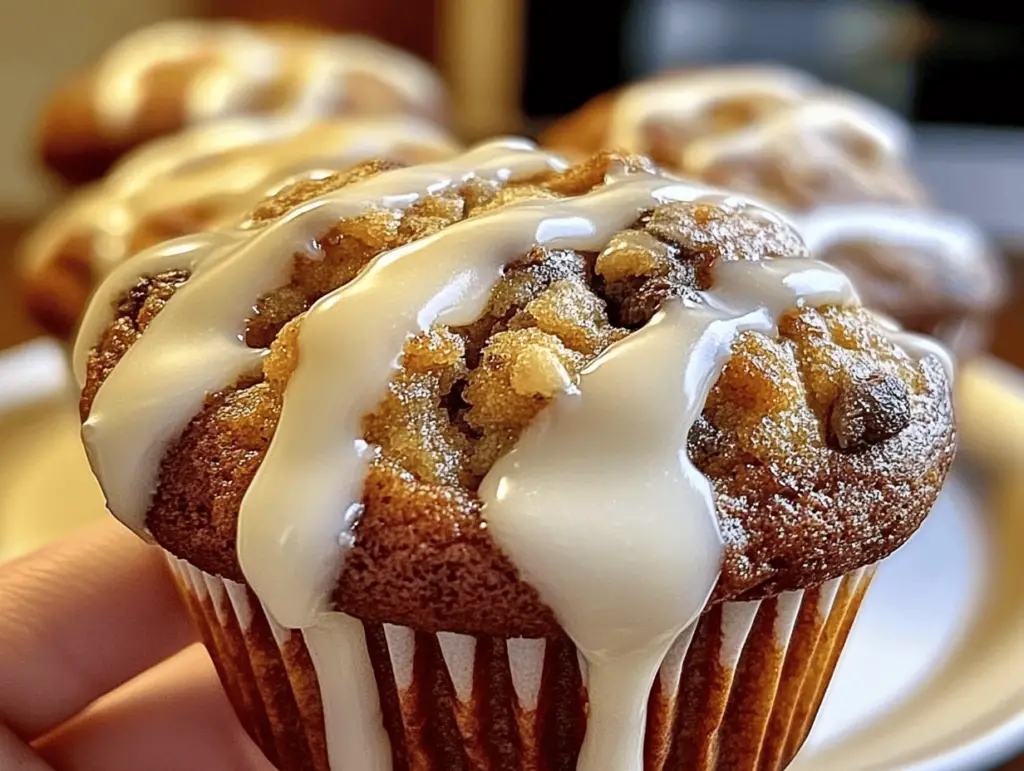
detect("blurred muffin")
[542,66,1004,357]
[76,140,955,770]
[21,115,460,339]
[796,204,1002,364]
[38,19,449,185]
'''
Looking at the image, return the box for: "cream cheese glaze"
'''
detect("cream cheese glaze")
[76,139,952,771]
[90,19,444,133]
[78,139,563,527]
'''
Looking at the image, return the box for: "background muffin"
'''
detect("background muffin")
[76,141,954,770]
[21,115,460,339]
[541,66,1004,359]
[36,19,449,185]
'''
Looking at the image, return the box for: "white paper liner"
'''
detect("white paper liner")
[164,552,876,771]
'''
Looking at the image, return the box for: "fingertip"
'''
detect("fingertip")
[34,644,271,771]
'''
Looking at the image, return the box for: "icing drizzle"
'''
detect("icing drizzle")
[76,140,950,771]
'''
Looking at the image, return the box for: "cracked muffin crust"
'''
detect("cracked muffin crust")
[37,19,449,185]
[21,116,459,339]
[78,142,955,627]
[540,66,1004,356]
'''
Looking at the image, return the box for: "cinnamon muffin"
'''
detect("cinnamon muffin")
[541,66,1004,357]
[22,115,459,339]
[76,140,955,770]
[37,19,449,185]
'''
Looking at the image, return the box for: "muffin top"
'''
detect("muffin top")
[78,138,953,634]
[37,19,448,184]
[21,115,459,338]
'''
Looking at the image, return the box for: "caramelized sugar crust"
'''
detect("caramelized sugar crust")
[81,153,955,637]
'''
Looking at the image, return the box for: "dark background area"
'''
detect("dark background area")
[521,0,1024,126]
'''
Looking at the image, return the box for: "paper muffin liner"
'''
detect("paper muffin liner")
[164,550,875,771]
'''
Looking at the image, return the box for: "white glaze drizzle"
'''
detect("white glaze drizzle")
[90,20,443,132]
[93,20,279,132]
[79,139,562,529]
[606,66,911,196]
[77,139,953,771]
[26,116,459,290]
[303,613,393,770]
[240,174,734,629]
[480,258,857,770]
[794,202,997,352]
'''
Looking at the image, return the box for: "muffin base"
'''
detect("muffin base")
[164,552,874,771]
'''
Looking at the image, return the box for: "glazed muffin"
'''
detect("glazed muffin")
[541,66,1004,356]
[22,115,460,339]
[76,140,955,770]
[38,19,448,185]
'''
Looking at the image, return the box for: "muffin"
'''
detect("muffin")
[75,140,955,770]
[541,66,1004,357]
[21,115,460,339]
[38,19,449,185]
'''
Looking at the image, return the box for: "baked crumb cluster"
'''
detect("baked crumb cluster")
[82,151,952,602]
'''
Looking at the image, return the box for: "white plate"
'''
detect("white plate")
[2,340,1023,769]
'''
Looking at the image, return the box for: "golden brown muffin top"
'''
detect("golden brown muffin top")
[77,141,954,640]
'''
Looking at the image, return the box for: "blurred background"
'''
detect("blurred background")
[1,1,1023,768]
[1,0,1022,363]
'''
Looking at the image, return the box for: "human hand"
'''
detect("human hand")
[0,518,274,771]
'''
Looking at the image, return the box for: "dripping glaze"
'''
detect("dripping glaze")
[77,140,952,771]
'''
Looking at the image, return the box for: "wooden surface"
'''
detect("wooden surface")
[1,220,1023,768]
